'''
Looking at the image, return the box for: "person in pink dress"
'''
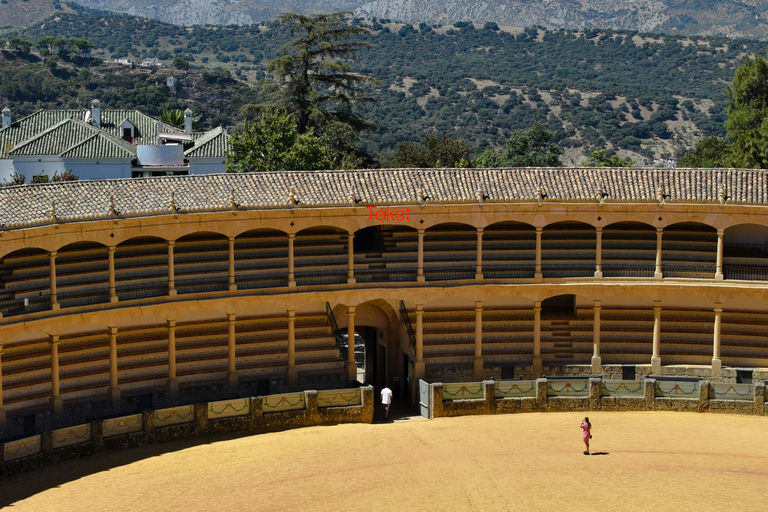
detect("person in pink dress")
[580,417,592,455]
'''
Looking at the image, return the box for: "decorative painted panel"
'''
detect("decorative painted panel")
[710,383,754,401]
[655,381,699,398]
[317,388,362,408]
[52,424,92,449]
[547,380,590,397]
[601,380,644,397]
[3,435,41,461]
[154,405,195,427]
[103,414,143,438]
[262,392,305,413]
[208,398,250,419]
[494,380,536,398]
[443,382,484,400]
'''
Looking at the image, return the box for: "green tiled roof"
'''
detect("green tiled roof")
[60,131,136,160]
[9,119,96,156]
[185,126,228,158]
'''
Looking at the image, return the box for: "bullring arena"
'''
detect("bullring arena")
[0,168,767,509]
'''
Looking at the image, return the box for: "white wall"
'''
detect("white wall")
[13,156,67,182]
[189,158,226,175]
[0,159,15,184]
[63,159,133,180]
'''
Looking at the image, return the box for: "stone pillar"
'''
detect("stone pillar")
[417,229,425,283]
[0,349,5,428]
[414,305,425,380]
[49,251,59,309]
[698,380,710,413]
[347,231,356,285]
[287,310,297,385]
[535,378,548,412]
[288,233,296,287]
[167,241,176,296]
[167,319,179,397]
[473,301,484,379]
[654,228,663,279]
[108,246,118,303]
[228,237,237,291]
[712,303,722,380]
[753,381,765,416]
[50,335,63,413]
[594,227,603,278]
[589,377,602,411]
[644,378,656,411]
[651,300,662,374]
[108,326,121,409]
[592,300,602,374]
[535,227,543,279]
[475,228,483,280]
[347,306,358,382]
[533,301,542,377]
[227,313,239,389]
[715,229,724,281]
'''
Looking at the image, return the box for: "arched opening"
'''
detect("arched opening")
[723,223,768,281]
[354,225,418,283]
[542,221,595,278]
[424,222,476,281]
[540,294,591,367]
[57,241,110,308]
[662,222,716,279]
[295,226,348,285]
[175,232,230,294]
[115,236,169,300]
[0,247,51,317]
[235,228,288,289]
[483,221,536,279]
[602,222,656,278]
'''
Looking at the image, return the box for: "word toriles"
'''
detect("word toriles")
[365,206,412,222]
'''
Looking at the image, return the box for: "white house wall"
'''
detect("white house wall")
[0,159,15,184]
[63,159,133,180]
[189,158,226,175]
[13,157,67,182]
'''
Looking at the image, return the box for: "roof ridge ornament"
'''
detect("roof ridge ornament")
[536,184,546,207]
[229,187,238,210]
[718,184,727,207]
[476,183,489,204]
[50,201,57,223]
[288,187,299,206]
[596,183,607,207]
[169,191,178,213]
[109,194,118,217]
[417,187,429,208]
[656,185,666,207]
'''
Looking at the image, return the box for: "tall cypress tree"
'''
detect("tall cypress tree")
[725,53,768,169]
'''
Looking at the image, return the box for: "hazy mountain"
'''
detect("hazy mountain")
[0,0,78,29]
[355,0,768,39]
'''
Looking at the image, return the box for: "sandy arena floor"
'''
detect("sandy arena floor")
[1,411,766,511]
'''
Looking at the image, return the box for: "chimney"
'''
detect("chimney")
[2,106,10,129]
[91,99,101,128]
[184,108,193,134]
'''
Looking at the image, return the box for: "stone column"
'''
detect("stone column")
[0,349,5,427]
[347,306,358,381]
[167,241,176,296]
[715,229,724,281]
[167,319,179,397]
[594,227,603,278]
[49,251,59,309]
[50,335,63,413]
[535,227,543,279]
[654,228,663,279]
[592,300,602,374]
[288,233,296,287]
[347,232,356,285]
[474,301,484,379]
[414,305,425,380]
[652,300,662,374]
[108,246,118,303]
[753,381,766,416]
[644,378,656,411]
[475,228,484,280]
[227,313,239,388]
[417,229,425,283]
[589,377,602,411]
[228,237,237,291]
[287,310,297,385]
[533,301,542,377]
[712,303,722,380]
[108,326,121,409]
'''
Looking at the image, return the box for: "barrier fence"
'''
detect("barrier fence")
[0,386,374,476]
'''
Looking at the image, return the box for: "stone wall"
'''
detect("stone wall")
[0,386,373,477]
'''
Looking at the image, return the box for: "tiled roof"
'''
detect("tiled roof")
[60,131,136,159]
[184,127,228,158]
[8,119,96,156]
[0,168,762,230]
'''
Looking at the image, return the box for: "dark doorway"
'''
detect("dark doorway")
[541,294,576,319]
[402,353,412,405]
[355,226,383,253]
[622,365,636,380]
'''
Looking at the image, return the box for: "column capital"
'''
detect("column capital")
[534,300,542,310]
[475,301,483,310]
[653,300,662,310]
[535,226,543,233]
[476,227,484,234]
[348,305,356,315]
[108,245,116,252]
[347,231,355,238]
[227,313,237,322]
[417,229,425,236]
[656,227,663,235]
[716,228,724,236]
[167,240,175,247]
[288,233,296,240]
[714,303,723,313]
[167,319,176,328]
[416,304,424,313]
[595,226,603,234]
[593,300,601,310]
[229,236,235,244]
[49,334,60,344]
[49,250,58,258]
[108,326,119,336]
[287,309,296,318]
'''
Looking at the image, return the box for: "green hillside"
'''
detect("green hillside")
[3,9,766,165]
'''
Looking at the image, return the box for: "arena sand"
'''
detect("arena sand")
[1,411,766,511]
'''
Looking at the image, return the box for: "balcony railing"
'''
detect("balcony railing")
[0,294,51,317]
[483,263,536,279]
[723,266,768,281]
[295,269,348,286]
[602,263,655,278]
[355,267,418,283]
[175,275,229,294]
[541,263,595,278]
[236,272,289,290]
[424,265,476,281]
[116,280,169,301]
[58,287,111,308]
[661,264,716,279]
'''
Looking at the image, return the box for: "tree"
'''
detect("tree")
[725,52,768,168]
[582,149,635,167]
[387,134,473,168]
[161,108,185,128]
[677,137,730,168]
[8,38,31,54]
[267,12,376,135]
[478,123,563,167]
[172,57,190,70]
[226,109,330,173]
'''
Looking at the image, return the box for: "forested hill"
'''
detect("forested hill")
[4,11,767,165]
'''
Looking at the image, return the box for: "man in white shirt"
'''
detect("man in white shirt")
[380,384,393,420]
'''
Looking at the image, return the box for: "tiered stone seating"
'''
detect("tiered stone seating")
[294,228,348,283]
[572,308,653,364]
[174,233,229,291]
[720,312,768,367]
[0,248,51,300]
[2,338,53,414]
[116,324,170,394]
[662,224,717,278]
[114,237,168,295]
[542,222,595,277]
[482,222,535,278]
[601,223,656,277]
[659,310,714,365]
[58,331,111,403]
[55,242,110,306]
[235,230,289,277]
[482,309,538,366]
